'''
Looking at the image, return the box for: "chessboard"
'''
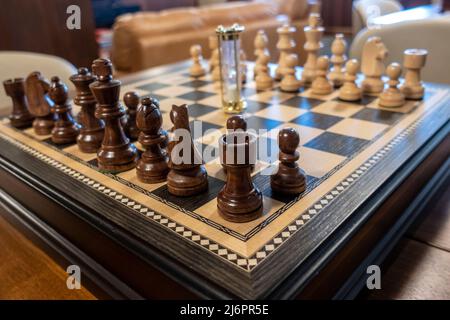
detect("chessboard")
[0,61,449,299]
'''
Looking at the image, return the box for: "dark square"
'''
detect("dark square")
[151,176,225,211]
[180,79,210,88]
[242,86,257,97]
[189,120,222,139]
[136,82,169,92]
[282,96,324,110]
[252,172,318,203]
[43,137,76,150]
[256,137,279,163]
[246,115,283,131]
[291,112,343,130]
[304,132,369,157]
[177,90,215,101]
[188,103,217,118]
[245,100,271,113]
[334,95,377,105]
[351,108,403,126]
[141,93,168,102]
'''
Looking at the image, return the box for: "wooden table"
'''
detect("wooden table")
[0,61,449,299]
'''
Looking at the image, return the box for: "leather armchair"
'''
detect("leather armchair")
[111,0,320,72]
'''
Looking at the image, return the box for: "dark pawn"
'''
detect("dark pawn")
[226,115,247,132]
[123,91,140,141]
[167,104,208,196]
[49,76,80,144]
[90,58,137,173]
[136,97,169,183]
[25,72,55,135]
[270,128,306,194]
[218,131,262,223]
[70,67,104,153]
[3,78,34,128]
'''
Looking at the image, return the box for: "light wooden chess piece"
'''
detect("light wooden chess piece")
[255,52,273,91]
[254,30,269,59]
[339,59,362,102]
[379,62,405,108]
[302,13,324,85]
[361,36,388,95]
[209,35,221,81]
[400,48,428,100]
[274,24,296,81]
[189,44,207,77]
[311,55,332,95]
[329,33,347,88]
[280,53,302,93]
[254,30,269,78]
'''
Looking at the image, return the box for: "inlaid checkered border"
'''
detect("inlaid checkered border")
[0,106,430,271]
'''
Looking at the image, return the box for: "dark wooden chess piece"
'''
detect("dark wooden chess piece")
[226,114,247,132]
[136,97,169,183]
[167,104,208,196]
[123,91,140,141]
[70,67,104,153]
[218,131,262,223]
[222,115,254,173]
[25,71,55,135]
[270,128,306,194]
[149,96,168,149]
[90,58,137,173]
[49,77,80,144]
[3,78,34,128]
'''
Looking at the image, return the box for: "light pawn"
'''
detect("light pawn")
[280,54,302,93]
[379,62,405,108]
[311,55,333,95]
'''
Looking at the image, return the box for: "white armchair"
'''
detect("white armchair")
[349,15,450,84]
[0,51,77,116]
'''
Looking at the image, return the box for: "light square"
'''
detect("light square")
[327,118,389,140]
[313,101,363,118]
[23,128,51,141]
[298,146,346,178]
[247,90,293,104]
[299,88,339,101]
[194,195,285,235]
[197,109,229,126]
[367,99,420,114]
[63,144,97,162]
[152,85,194,97]
[254,105,307,122]
[197,94,222,107]
[117,169,166,192]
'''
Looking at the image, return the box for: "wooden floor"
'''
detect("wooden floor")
[0,210,96,300]
[0,179,448,299]
[363,178,450,300]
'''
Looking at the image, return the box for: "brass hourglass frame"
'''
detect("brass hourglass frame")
[216,24,246,114]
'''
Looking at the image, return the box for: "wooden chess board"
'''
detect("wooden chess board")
[0,61,449,299]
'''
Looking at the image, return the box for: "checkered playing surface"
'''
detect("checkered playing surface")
[22,64,424,238]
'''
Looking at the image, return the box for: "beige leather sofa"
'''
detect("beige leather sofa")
[111,0,320,72]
